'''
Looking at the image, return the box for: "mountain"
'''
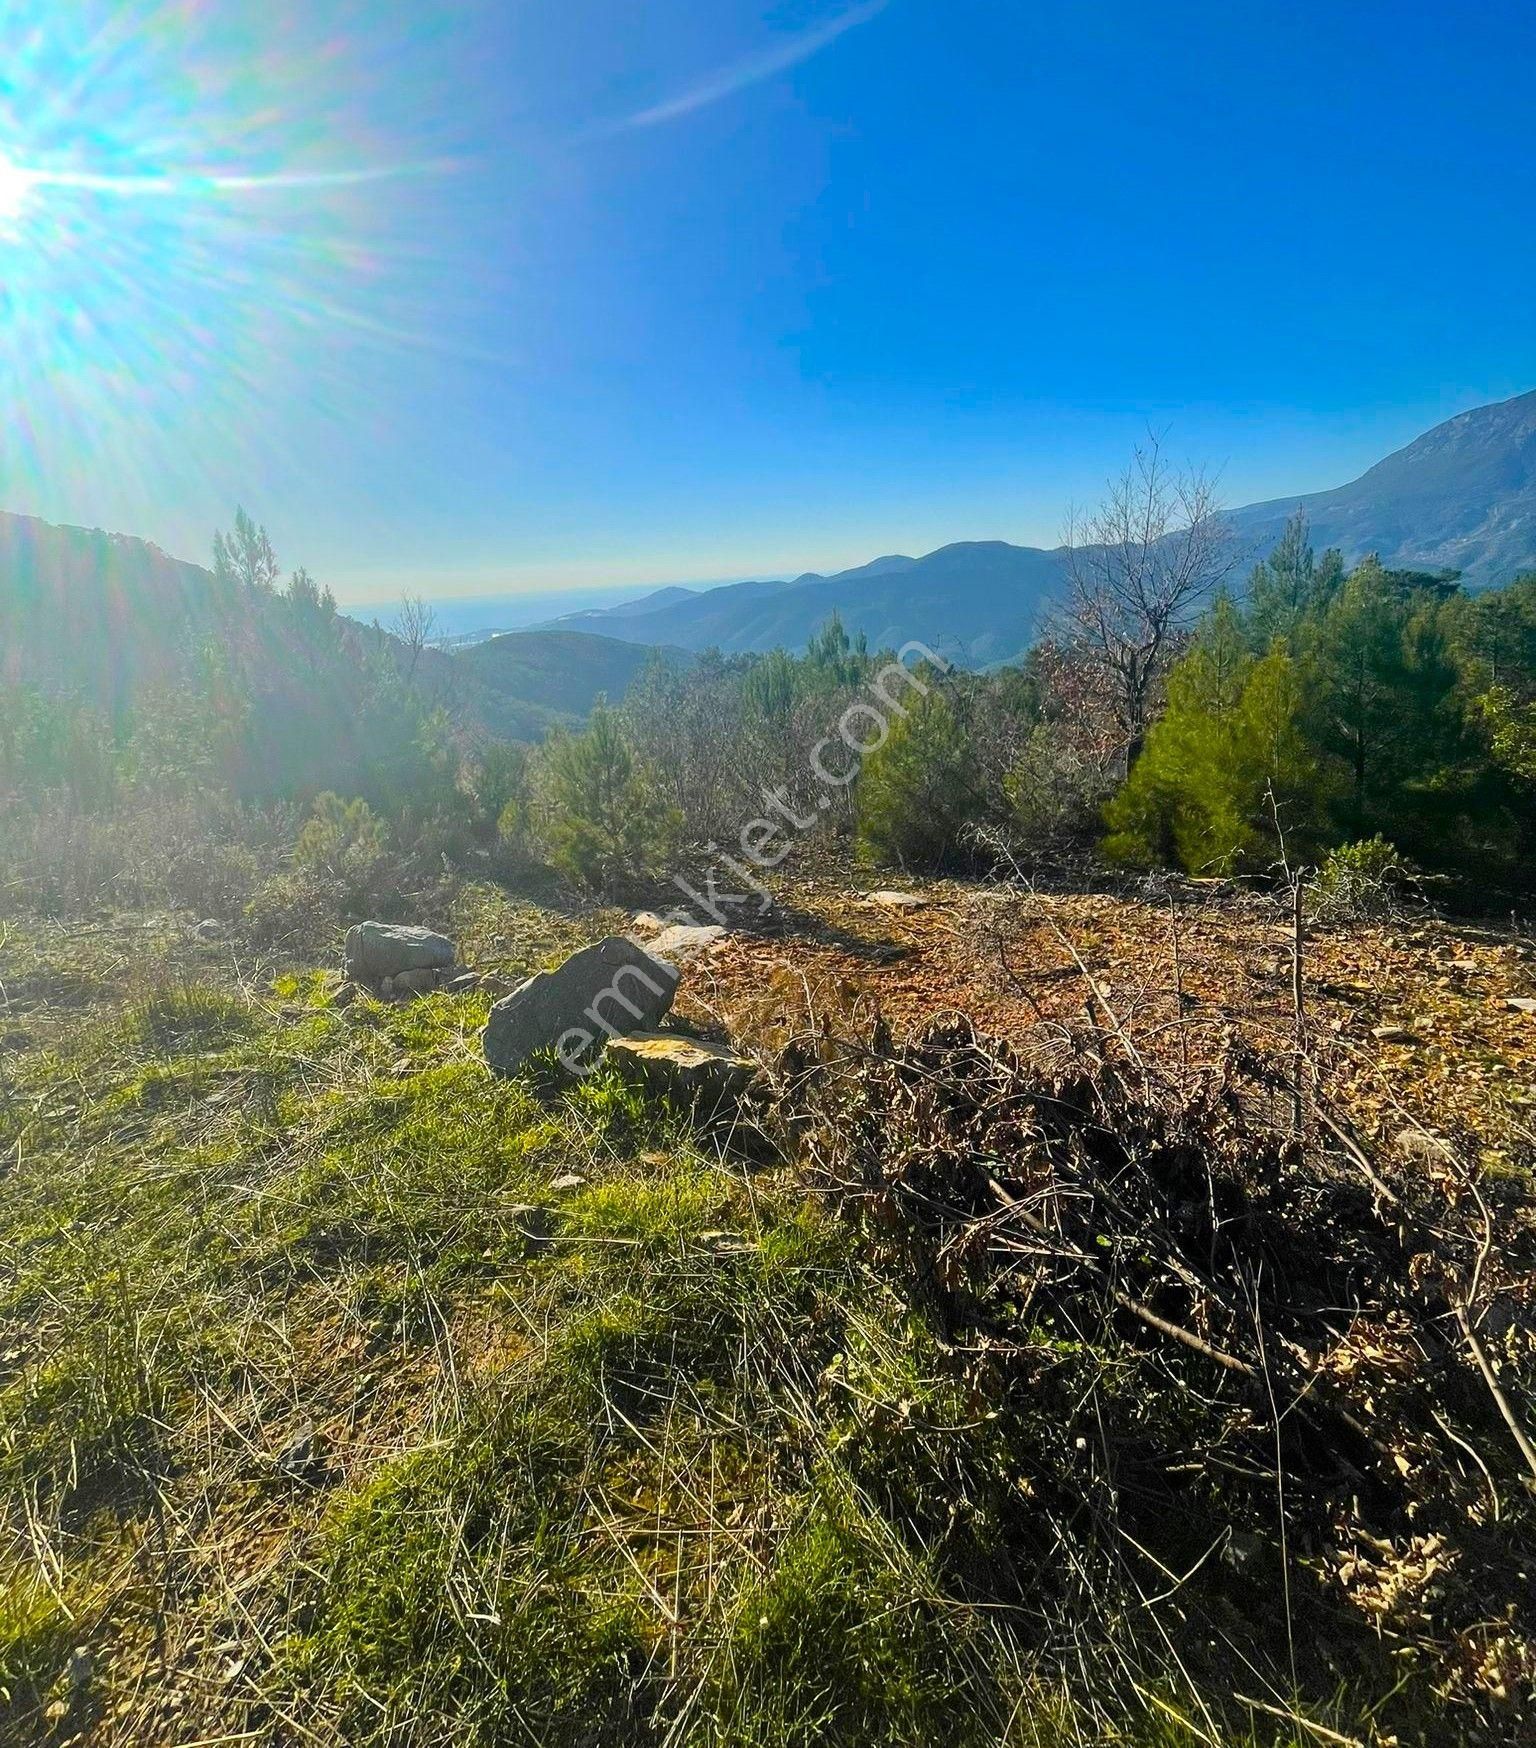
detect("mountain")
[0,510,240,709]
[545,543,1062,667]
[551,389,1536,663]
[595,584,700,619]
[0,509,667,746]
[8,390,1535,703]
[1228,388,1536,584]
[453,627,676,719]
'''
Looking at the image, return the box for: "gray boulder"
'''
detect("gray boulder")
[344,922,457,988]
[483,935,679,1078]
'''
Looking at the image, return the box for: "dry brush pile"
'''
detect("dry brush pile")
[753,980,1536,1746]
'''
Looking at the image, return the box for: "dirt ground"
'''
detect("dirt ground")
[642,869,1536,1171]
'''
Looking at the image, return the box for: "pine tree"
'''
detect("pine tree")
[855,689,982,870]
[1245,509,1344,650]
[531,703,680,891]
[1104,598,1318,872]
[1301,558,1464,843]
[212,507,279,595]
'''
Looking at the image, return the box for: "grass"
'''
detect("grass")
[0,908,1504,1745]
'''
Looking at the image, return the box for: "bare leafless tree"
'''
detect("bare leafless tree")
[1056,435,1235,770]
[392,593,438,683]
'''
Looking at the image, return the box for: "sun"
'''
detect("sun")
[0,153,36,224]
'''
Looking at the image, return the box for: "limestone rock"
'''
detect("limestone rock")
[483,935,679,1077]
[606,1031,762,1118]
[866,890,927,911]
[648,923,727,962]
[1505,996,1536,1015]
[345,921,456,988]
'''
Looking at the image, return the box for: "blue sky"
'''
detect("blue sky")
[2,0,1533,603]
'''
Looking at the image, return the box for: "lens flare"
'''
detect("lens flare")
[0,1,476,545]
[0,153,33,223]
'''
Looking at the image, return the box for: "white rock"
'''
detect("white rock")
[648,923,727,962]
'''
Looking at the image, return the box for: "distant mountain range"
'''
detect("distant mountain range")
[1227,388,1536,579]
[548,388,1536,666]
[5,389,1534,711]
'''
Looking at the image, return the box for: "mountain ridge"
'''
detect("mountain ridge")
[0,509,668,743]
[6,389,1535,685]
[545,388,1536,664]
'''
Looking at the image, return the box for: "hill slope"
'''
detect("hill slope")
[1229,387,1536,583]
[453,626,677,718]
[0,509,665,745]
[548,541,1064,667]
[0,510,247,709]
[2,877,1531,1744]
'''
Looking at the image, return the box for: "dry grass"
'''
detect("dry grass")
[1,876,1532,1745]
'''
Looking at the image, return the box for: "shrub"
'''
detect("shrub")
[293,793,389,909]
[1310,835,1411,924]
[472,740,531,841]
[855,690,983,871]
[158,836,263,918]
[1002,724,1105,858]
[1104,611,1318,874]
[0,794,274,918]
[244,866,349,952]
[529,705,680,893]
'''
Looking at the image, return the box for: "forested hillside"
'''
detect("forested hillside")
[0,507,675,801]
[457,626,679,719]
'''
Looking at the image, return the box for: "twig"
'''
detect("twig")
[1454,1303,1536,1492]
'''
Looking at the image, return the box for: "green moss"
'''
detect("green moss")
[0,1569,70,1715]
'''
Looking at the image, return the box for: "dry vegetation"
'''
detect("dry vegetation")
[1,866,1534,1746]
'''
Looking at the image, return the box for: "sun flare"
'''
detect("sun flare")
[0,153,35,223]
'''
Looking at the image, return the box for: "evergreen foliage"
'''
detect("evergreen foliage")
[1103,518,1536,885]
[855,686,982,870]
[1103,597,1318,872]
[530,703,681,891]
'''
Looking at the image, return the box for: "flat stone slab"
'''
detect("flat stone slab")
[865,890,928,911]
[648,923,727,962]
[606,1031,762,1117]
[345,922,457,986]
[483,936,679,1078]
